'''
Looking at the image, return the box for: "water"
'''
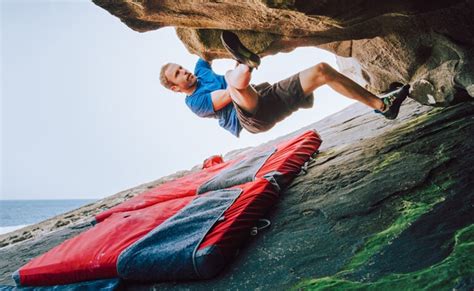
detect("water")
[0,199,96,235]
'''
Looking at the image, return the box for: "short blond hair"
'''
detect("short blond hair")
[159,63,173,89]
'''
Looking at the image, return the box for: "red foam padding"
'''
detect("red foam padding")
[257,130,322,183]
[95,158,240,222]
[18,130,322,286]
[197,178,278,255]
[19,196,194,286]
[202,155,224,169]
[198,130,322,255]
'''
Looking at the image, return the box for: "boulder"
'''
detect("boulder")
[1,99,473,290]
[93,0,474,105]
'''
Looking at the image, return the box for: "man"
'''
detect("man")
[159,31,409,137]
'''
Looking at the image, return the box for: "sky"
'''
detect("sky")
[0,1,353,200]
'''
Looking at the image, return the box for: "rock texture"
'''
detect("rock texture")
[1,99,473,290]
[92,0,474,105]
[1,2,473,288]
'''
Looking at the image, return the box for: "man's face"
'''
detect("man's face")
[164,63,197,92]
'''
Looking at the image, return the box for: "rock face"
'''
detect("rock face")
[1,100,473,290]
[92,0,474,105]
[1,2,473,289]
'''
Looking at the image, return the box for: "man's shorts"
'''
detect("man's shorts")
[234,73,314,134]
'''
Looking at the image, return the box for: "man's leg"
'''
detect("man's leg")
[225,64,260,114]
[299,62,386,111]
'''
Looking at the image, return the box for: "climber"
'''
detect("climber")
[159,31,410,137]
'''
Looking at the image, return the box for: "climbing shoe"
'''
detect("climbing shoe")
[221,31,261,69]
[375,84,410,120]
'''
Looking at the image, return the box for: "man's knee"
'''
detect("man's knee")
[313,62,336,83]
[228,86,259,114]
[226,64,252,89]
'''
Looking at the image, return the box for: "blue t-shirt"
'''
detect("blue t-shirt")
[185,59,242,137]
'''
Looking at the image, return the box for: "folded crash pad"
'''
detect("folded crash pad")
[13,130,322,288]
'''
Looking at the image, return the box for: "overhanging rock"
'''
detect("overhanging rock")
[93,0,474,105]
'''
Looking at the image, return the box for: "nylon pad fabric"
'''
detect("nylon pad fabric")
[197,147,276,195]
[12,130,322,289]
[117,189,242,281]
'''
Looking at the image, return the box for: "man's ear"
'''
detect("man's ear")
[171,85,180,93]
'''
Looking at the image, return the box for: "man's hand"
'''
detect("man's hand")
[211,89,232,111]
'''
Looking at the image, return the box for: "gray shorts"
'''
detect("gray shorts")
[234,73,314,134]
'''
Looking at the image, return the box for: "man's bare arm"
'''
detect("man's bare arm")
[206,60,232,110]
[211,89,232,111]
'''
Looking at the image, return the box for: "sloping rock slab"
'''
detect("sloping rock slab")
[1,99,473,290]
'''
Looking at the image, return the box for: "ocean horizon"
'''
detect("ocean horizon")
[0,199,97,235]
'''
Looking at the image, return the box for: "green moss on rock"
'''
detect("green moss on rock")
[294,178,468,291]
[295,224,473,290]
[372,151,403,174]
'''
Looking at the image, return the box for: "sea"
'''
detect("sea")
[0,199,96,235]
